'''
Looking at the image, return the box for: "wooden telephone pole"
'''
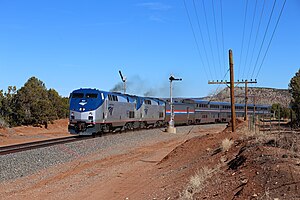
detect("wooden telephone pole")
[229,50,236,132]
[244,81,249,121]
[208,49,257,132]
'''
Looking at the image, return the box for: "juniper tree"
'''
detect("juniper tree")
[289,69,300,125]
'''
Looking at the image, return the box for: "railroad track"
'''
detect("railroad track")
[0,136,88,156]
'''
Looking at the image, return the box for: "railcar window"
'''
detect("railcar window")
[86,93,98,98]
[72,93,84,98]
[210,105,219,109]
[223,105,231,109]
[235,106,243,110]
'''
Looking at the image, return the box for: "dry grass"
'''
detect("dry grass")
[221,138,234,152]
[180,164,222,200]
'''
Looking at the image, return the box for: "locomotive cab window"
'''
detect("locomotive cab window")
[144,100,151,105]
[72,93,84,98]
[86,93,98,98]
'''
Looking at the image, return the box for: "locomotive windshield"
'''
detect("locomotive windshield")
[71,93,98,98]
[71,93,84,98]
[86,93,98,98]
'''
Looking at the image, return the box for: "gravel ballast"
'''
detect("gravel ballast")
[0,124,222,183]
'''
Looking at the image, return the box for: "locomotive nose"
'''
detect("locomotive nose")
[79,99,87,106]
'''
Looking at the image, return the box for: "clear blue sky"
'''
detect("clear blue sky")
[0,0,299,98]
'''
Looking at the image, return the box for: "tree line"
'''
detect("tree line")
[0,77,69,128]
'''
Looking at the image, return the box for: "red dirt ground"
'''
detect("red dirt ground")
[0,119,70,146]
[1,120,299,199]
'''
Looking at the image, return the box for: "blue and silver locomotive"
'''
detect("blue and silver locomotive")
[68,88,165,135]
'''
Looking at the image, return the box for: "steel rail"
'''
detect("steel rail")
[0,136,88,156]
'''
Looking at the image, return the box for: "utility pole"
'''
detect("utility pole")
[278,105,280,133]
[253,94,256,133]
[208,50,257,132]
[229,49,236,132]
[209,50,236,132]
[244,80,248,121]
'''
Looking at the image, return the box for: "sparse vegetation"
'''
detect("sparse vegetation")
[181,164,223,200]
[181,167,215,199]
[271,103,292,119]
[221,138,234,152]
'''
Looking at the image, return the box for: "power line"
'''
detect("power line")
[246,0,266,80]
[237,0,249,80]
[242,0,258,79]
[220,0,226,77]
[201,0,217,78]
[255,0,287,79]
[250,0,277,79]
[182,0,209,79]
[212,0,222,79]
[192,0,213,79]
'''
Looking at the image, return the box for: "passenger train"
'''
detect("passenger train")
[68,88,271,136]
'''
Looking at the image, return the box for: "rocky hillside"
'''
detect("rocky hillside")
[205,87,291,107]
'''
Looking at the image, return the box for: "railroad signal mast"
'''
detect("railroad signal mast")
[208,49,257,132]
[119,70,127,94]
[167,75,182,133]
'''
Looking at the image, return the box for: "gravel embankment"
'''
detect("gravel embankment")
[0,125,203,182]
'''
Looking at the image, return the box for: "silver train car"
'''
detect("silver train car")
[68,88,165,135]
[165,100,195,125]
[169,99,271,125]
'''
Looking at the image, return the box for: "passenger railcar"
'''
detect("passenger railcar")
[174,99,271,125]
[165,101,195,125]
